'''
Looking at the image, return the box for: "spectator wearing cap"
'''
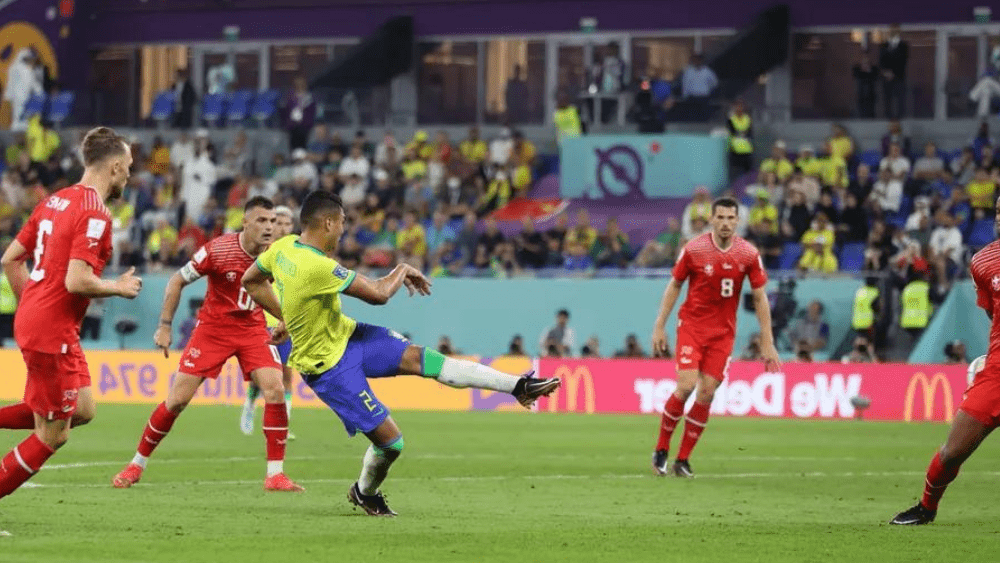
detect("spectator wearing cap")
[490,127,514,168]
[290,147,318,191]
[406,130,434,161]
[758,141,794,183]
[799,212,838,273]
[681,187,713,240]
[828,124,855,161]
[795,145,823,177]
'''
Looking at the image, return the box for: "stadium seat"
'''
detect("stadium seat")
[48,91,75,125]
[838,242,866,272]
[968,219,995,249]
[150,90,176,124]
[226,89,254,123]
[859,149,881,170]
[22,92,46,120]
[778,243,803,270]
[201,93,226,125]
[252,89,280,124]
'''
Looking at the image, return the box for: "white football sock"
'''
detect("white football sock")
[267,460,283,477]
[131,453,148,469]
[358,444,397,496]
[436,358,519,393]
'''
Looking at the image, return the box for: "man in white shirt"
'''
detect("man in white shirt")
[171,130,197,172]
[290,147,318,191]
[489,128,514,168]
[181,140,217,224]
[374,129,397,167]
[338,144,371,185]
[912,142,945,182]
[929,212,964,290]
[681,53,718,99]
[871,168,904,213]
[879,142,911,181]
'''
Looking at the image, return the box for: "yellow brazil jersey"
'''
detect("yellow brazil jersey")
[256,235,358,375]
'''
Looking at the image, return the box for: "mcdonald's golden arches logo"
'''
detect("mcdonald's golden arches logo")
[903,372,954,422]
[549,365,596,414]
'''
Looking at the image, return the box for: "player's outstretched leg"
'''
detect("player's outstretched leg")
[890,410,992,525]
[411,347,560,407]
[348,418,403,517]
[0,420,60,502]
[112,374,202,488]
[252,368,304,492]
[0,403,34,430]
[240,383,260,436]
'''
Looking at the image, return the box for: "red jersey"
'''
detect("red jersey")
[179,232,265,328]
[971,241,1000,369]
[671,233,768,338]
[14,185,113,354]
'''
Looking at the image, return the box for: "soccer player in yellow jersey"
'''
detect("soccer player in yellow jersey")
[241,205,296,438]
[242,191,560,517]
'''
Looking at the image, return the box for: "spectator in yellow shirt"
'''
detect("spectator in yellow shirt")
[477,168,512,215]
[799,212,838,273]
[147,218,179,269]
[819,141,848,189]
[26,116,60,164]
[397,209,428,268]
[749,189,779,234]
[967,167,997,218]
[460,126,488,164]
[405,130,434,161]
[401,146,428,181]
[147,136,172,176]
[796,145,823,178]
[565,209,598,257]
[758,140,794,182]
[828,123,854,161]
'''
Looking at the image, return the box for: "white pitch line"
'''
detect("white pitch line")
[42,455,327,471]
[23,470,1000,489]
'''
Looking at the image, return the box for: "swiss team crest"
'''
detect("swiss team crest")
[703,264,714,275]
[189,347,201,359]
[992,275,1000,291]
[681,346,693,356]
[227,272,238,282]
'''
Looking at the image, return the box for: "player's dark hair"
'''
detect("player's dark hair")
[244,196,274,213]
[299,190,344,228]
[81,127,128,166]
[712,197,739,214]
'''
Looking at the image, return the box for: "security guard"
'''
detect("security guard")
[900,271,932,336]
[852,277,881,343]
[727,98,753,175]
[0,273,16,346]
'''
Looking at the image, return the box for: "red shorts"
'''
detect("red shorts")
[179,322,280,381]
[22,344,91,421]
[959,370,1000,428]
[675,323,734,381]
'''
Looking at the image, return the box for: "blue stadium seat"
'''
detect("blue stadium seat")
[968,219,995,249]
[201,93,226,124]
[226,89,254,123]
[150,90,176,123]
[22,92,46,120]
[859,149,881,170]
[48,91,75,125]
[778,243,803,270]
[838,242,866,272]
[252,89,280,124]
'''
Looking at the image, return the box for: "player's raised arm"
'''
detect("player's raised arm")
[344,264,431,306]
[242,262,283,320]
[1,239,31,301]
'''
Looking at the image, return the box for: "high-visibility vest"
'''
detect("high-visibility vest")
[852,286,879,330]
[554,106,582,142]
[0,275,16,314]
[900,280,931,329]
[728,113,752,154]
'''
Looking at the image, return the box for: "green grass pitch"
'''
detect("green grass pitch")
[0,405,998,562]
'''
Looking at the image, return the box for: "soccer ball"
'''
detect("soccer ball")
[967,355,987,387]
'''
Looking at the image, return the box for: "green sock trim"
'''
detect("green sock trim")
[422,348,446,377]
[377,436,404,455]
[284,391,293,401]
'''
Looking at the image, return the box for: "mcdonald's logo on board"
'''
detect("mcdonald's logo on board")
[904,372,954,422]
[549,365,596,414]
